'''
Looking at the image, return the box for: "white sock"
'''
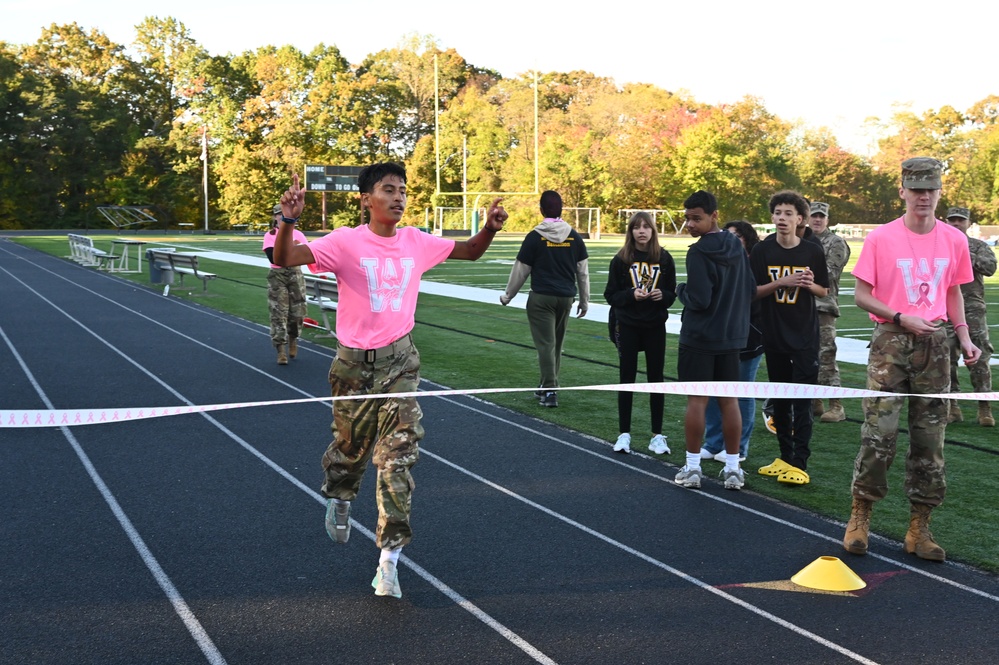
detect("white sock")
[685,452,702,469]
[725,454,741,472]
[380,547,402,565]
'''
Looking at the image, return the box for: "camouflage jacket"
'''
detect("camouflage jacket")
[962,236,997,315]
[815,229,851,316]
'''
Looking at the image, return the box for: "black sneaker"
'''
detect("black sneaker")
[539,391,558,408]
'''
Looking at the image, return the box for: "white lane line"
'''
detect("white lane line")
[434,395,999,604]
[0,261,559,665]
[0,324,228,665]
[421,446,880,665]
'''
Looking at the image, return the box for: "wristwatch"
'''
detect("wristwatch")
[892,312,902,326]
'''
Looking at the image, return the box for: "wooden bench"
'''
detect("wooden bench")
[147,249,217,295]
[303,274,338,338]
[67,234,118,270]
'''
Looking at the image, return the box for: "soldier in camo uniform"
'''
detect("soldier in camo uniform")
[808,202,852,422]
[262,204,308,365]
[843,158,981,563]
[273,163,508,599]
[943,206,996,427]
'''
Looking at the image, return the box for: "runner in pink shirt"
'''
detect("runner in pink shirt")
[843,157,981,563]
[273,162,508,598]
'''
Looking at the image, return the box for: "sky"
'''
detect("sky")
[4,0,995,156]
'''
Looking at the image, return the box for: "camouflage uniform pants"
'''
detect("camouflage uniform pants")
[817,312,841,387]
[944,313,993,393]
[321,341,423,550]
[267,267,306,346]
[852,323,949,507]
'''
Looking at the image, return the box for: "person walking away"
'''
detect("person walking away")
[500,190,590,408]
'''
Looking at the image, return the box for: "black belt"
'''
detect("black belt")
[337,335,413,362]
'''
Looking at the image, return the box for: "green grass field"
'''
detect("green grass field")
[13,232,999,572]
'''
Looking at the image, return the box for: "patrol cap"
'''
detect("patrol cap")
[900,157,943,190]
[946,206,970,220]
[810,201,829,217]
[272,204,283,215]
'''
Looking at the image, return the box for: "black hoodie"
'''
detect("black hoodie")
[675,231,755,352]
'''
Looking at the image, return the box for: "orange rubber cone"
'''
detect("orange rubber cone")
[791,556,866,591]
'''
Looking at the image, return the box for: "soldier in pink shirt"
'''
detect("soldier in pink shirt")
[273,162,508,598]
[843,157,981,563]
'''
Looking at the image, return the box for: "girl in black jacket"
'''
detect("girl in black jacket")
[604,212,677,454]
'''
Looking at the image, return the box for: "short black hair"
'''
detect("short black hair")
[540,190,562,218]
[683,190,717,215]
[768,190,809,218]
[358,162,407,194]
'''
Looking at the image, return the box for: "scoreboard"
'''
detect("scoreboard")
[304,165,363,192]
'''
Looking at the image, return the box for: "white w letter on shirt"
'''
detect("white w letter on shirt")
[361,257,415,312]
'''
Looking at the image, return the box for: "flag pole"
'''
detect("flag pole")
[201,125,209,233]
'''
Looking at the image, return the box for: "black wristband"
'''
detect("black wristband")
[482,225,497,234]
[281,216,299,224]
[893,312,902,325]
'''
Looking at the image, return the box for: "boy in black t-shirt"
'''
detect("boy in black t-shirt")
[750,191,828,485]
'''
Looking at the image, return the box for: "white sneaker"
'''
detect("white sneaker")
[372,560,402,598]
[713,450,747,463]
[613,433,631,453]
[700,448,718,460]
[721,467,746,491]
[649,434,670,455]
[674,465,704,488]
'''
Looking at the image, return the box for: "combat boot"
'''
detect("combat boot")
[947,401,963,423]
[843,498,873,555]
[812,399,824,417]
[289,337,298,359]
[820,398,846,423]
[276,344,288,365]
[978,402,995,427]
[904,504,946,562]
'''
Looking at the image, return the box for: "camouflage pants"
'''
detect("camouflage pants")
[944,313,993,393]
[852,323,949,507]
[267,267,306,346]
[321,342,423,550]
[817,312,841,387]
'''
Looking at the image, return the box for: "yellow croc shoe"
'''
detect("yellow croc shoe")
[758,458,790,476]
[777,466,810,485]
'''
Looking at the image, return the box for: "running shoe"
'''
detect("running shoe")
[649,434,670,455]
[613,433,631,453]
[674,465,704,489]
[325,499,351,544]
[372,560,402,598]
[721,467,745,490]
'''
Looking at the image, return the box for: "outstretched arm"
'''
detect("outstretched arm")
[273,174,316,267]
[449,198,508,260]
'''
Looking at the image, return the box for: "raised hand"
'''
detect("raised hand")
[486,197,508,230]
[280,174,306,219]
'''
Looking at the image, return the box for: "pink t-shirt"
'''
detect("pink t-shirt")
[852,217,973,323]
[308,225,455,348]
[262,228,308,268]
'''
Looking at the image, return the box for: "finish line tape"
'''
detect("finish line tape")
[4,382,998,429]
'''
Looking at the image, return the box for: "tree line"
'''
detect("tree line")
[2,19,997,232]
